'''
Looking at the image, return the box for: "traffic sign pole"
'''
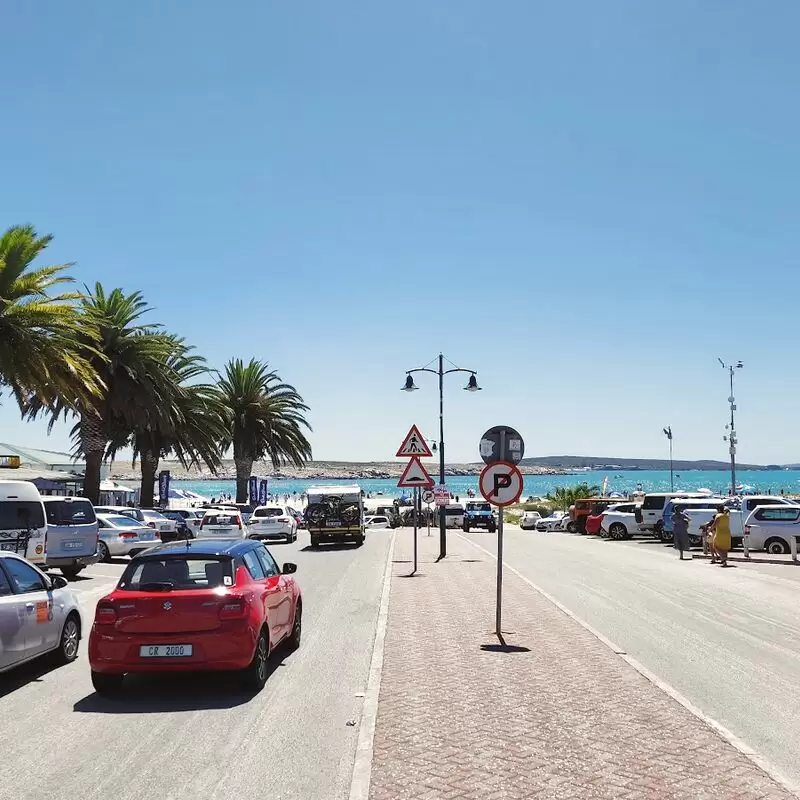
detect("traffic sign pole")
[496,429,505,639]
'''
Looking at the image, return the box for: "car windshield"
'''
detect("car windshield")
[104,515,142,529]
[253,508,283,518]
[118,556,234,591]
[468,503,492,512]
[45,500,96,525]
[0,502,45,531]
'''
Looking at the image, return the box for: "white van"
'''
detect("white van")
[635,492,710,534]
[443,504,465,529]
[0,480,47,565]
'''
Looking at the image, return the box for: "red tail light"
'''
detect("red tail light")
[277,517,290,523]
[120,532,137,540]
[95,602,117,625]
[219,597,248,620]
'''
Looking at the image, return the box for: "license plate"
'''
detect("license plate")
[63,541,82,550]
[329,520,341,527]
[140,533,155,541]
[140,644,193,658]
[0,542,20,552]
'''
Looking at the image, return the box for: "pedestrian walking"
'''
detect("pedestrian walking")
[710,506,732,567]
[672,506,691,560]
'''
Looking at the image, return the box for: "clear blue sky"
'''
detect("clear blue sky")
[2,1,799,465]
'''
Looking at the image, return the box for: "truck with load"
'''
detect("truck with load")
[463,501,497,533]
[304,484,365,547]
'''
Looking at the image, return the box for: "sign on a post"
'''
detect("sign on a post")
[434,485,450,506]
[421,488,436,505]
[398,457,434,488]
[396,425,433,458]
[479,426,525,465]
[479,461,523,507]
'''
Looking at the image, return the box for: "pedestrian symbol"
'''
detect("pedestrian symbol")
[396,424,433,458]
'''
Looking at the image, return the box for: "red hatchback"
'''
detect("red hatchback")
[88,539,302,695]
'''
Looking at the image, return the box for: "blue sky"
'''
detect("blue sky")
[2,1,799,465]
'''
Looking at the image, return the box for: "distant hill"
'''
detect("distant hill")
[519,455,768,471]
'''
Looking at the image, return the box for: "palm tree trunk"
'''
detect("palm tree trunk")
[234,457,253,503]
[80,414,107,504]
[139,450,159,508]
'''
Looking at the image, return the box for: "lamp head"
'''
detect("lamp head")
[464,374,481,392]
[402,375,418,392]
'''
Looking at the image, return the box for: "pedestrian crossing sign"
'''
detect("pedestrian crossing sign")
[396,425,433,458]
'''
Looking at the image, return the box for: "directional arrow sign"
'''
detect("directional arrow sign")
[398,457,434,488]
[396,424,433,458]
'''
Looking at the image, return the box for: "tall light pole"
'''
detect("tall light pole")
[663,426,674,491]
[719,358,743,496]
[402,354,481,559]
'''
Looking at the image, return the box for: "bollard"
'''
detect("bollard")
[791,534,798,564]
[743,530,750,559]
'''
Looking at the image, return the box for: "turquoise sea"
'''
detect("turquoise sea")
[173,469,800,500]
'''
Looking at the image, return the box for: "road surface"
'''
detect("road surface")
[0,531,392,800]
[463,525,800,788]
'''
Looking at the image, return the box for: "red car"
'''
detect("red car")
[88,539,302,695]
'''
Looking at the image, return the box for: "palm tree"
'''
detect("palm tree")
[0,224,100,409]
[547,482,601,511]
[215,358,312,503]
[112,337,228,507]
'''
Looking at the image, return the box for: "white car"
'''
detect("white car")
[197,509,246,539]
[520,511,542,530]
[598,502,639,540]
[365,515,391,529]
[0,552,82,673]
[536,512,567,532]
[96,513,162,561]
[247,505,298,543]
[94,506,177,537]
[743,505,800,554]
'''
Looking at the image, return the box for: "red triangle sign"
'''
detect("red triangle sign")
[396,424,433,458]
[397,457,434,488]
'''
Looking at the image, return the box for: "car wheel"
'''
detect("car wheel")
[765,537,790,555]
[310,534,319,548]
[355,535,365,546]
[610,523,627,541]
[97,541,111,563]
[659,529,673,544]
[61,566,83,581]
[488,524,496,533]
[242,629,270,692]
[567,521,576,533]
[285,532,293,543]
[55,613,81,664]
[91,671,124,696]
[598,527,609,538]
[288,601,302,651]
[463,523,470,533]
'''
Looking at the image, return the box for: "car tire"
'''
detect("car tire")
[55,613,81,664]
[285,532,293,543]
[463,523,470,533]
[97,541,111,563]
[659,529,673,544]
[310,534,319,548]
[609,523,627,541]
[61,566,83,581]
[287,601,302,651]
[488,523,496,533]
[242,629,270,692]
[765,537,790,555]
[567,521,576,533]
[598,527,609,538]
[91,671,124,696]
[355,535,365,546]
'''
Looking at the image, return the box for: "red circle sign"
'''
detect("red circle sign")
[479,461,523,507]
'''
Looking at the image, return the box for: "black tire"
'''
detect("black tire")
[61,566,83,581]
[242,629,270,692]
[355,535,365,546]
[765,537,790,555]
[463,523,470,533]
[285,533,293,543]
[55,613,81,665]
[659,528,673,544]
[488,524,496,533]
[566,521,576,533]
[310,534,319,548]
[305,504,327,526]
[91,671,124,696]
[598,527,610,539]
[609,523,627,541]
[97,541,111,563]
[287,601,302,651]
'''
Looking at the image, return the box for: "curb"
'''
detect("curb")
[693,553,798,566]
[349,530,396,800]
[458,532,800,799]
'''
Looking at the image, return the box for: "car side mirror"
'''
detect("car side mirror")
[282,562,297,575]
[50,575,68,590]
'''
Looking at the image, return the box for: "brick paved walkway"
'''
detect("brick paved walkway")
[368,531,795,800]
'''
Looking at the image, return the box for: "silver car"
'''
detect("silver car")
[0,552,82,672]
[96,514,162,561]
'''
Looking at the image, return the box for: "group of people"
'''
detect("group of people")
[671,505,732,566]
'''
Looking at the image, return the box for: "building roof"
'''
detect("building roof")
[0,467,83,482]
[0,442,84,469]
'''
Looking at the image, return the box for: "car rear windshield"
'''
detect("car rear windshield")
[253,508,283,518]
[118,556,234,591]
[0,502,45,531]
[642,496,667,510]
[203,514,240,526]
[468,503,492,512]
[105,515,142,528]
[45,500,96,526]
[444,508,463,516]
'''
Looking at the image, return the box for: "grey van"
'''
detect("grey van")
[42,497,100,580]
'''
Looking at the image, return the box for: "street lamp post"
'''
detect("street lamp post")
[662,426,674,491]
[719,359,743,496]
[402,353,481,559]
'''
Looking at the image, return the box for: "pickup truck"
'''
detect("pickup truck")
[463,501,497,533]
[304,484,365,547]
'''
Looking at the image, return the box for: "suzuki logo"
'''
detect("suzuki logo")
[163,601,172,610]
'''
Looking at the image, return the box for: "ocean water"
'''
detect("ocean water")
[173,469,800,501]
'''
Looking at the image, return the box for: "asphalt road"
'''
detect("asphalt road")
[0,530,393,800]
[463,526,800,788]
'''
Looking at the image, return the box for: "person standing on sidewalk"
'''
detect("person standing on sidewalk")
[710,506,732,567]
[672,506,691,560]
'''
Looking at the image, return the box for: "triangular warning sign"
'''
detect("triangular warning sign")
[396,424,433,458]
[397,457,434,488]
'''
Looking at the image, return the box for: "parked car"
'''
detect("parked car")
[0,479,47,566]
[634,492,711,535]
[88,538,302,695]
[41,496,100,579]
[197,509,246,539]
[743,505,800,554]
[536,511,566,532]
[463,502,497,533]
[204,503,256,524]
[95,507,178,540]
[159,509,204,538]
[520,511,543,530]
[96,514,162,561]
[0,551,82,673]
[569,497,631,534]
[247,505,298,543]
[365,515,391,529]
[597,502,640,540]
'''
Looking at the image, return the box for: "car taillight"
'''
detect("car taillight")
[238,519,242,530]
[219,597,248,619]
[278,517,290,523]
[120,532,137,540]
[95,602,117,625]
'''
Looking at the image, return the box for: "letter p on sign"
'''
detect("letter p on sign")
[479,461,523,507]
